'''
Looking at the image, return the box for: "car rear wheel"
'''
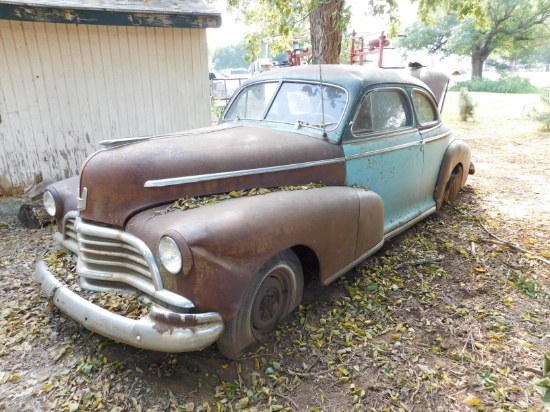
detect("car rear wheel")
[216,249,304,360]
[444,164,464,203]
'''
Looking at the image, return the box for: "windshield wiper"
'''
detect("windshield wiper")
[294,120,336,130]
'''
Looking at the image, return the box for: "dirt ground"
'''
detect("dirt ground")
[1,91,549,412]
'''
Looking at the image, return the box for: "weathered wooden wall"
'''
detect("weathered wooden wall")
[0,19,210,195]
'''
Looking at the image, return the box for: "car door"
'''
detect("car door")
[343,86,425,236]
[410,88,454,208]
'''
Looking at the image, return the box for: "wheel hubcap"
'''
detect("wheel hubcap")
[251,272,289,337]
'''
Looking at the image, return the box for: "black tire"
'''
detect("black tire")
[443,164,464,204]
[216,249,304,360]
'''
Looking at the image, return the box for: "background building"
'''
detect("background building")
[0,0,221,195]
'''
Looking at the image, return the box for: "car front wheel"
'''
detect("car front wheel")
[216,249,304,360]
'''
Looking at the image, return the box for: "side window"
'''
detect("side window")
[352,89,411,135]
[351,94,373,133]
[412,90,438,125]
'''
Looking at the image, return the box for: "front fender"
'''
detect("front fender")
[126,186,384,320]
[45,176,80,232]
[434,139,471,209]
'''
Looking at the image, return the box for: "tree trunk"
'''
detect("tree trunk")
[309,0,344,64]
[471,48,492,79]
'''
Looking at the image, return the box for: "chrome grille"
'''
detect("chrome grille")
[77,232,152,280]
[65,217,77,243]
[56,211,79,256]
[74,217,162,292]
[55,215,194,310]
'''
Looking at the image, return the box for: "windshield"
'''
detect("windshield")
[224,82,279,120]
[224,81,347,130]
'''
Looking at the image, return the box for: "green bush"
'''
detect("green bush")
[211,104,225,125]
[458,87,476,121]
[450,76,538,94]
[527,89,550,131]
[535,352,550,409]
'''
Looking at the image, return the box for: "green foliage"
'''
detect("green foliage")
[458,87,476,121]
[226,0,351,64]
[396,11,458,55]
[367,0,401,37]
[210,104,224,125]
[416,0,488,26]
[508,271,548,298]
[535,352,550,409]
[212,43,249,71]
[485,58,514,75]
[450,76,538,94]
[497,22,550,68]
[398,0,550,78]
[226,0,310,60]
[527,89,550,131]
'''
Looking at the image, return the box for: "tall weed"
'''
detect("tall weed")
[527,89,550,131]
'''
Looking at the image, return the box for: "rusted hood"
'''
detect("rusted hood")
[79,124,345,227]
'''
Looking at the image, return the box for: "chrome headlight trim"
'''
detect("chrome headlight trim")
[43,190,57,217]
[159,236,183,275]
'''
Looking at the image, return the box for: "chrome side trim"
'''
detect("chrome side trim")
[322,238,385,285]
[100,124,240,150]
[345,140,421,161]
[417,123,441,133]
[384,206,436,241]
[421,130,451,143]
[144,157,346,188]
[100,135,154,149]
[345,127,416,144]
[34,261,223,353]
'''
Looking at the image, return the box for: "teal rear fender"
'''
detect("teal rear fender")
[434,139,472,209]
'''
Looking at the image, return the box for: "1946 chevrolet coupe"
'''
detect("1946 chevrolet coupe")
[35,65,474,359]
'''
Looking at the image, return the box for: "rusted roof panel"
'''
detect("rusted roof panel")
[0,0,221,28]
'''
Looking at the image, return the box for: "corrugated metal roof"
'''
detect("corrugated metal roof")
[0,0,221,28]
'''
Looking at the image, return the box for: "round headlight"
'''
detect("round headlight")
[159,236,183,275]
[43,190,57,217]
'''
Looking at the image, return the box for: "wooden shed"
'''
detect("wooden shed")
[0,0,221,196]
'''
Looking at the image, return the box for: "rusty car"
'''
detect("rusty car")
[35,64,474,359]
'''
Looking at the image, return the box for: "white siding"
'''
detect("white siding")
[0,20,210,194]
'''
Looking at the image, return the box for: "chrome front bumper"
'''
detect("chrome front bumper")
[34,260,224,352]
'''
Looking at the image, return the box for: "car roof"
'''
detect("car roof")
[247,64,428,91]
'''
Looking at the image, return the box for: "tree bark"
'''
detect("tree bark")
[309,0,344,64]
[18,201,55,229]
[471,48,492,79]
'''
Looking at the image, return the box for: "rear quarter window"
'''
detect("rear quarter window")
[412,90,439,126]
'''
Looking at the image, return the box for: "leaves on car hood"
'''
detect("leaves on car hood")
[156,182,326,215]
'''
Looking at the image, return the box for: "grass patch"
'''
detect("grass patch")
[211,104,225,124]
[450,76,538,94]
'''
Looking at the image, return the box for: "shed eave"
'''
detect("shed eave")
[0,1,222,28]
